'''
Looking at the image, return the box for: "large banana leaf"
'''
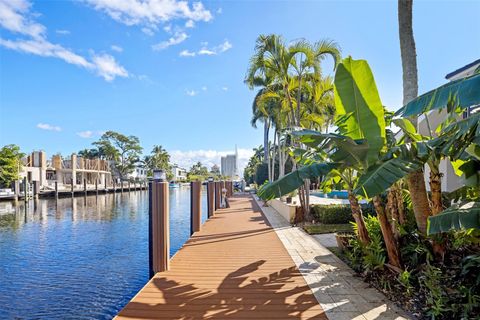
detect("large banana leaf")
[334,57,386,165]
[396,72,480,117]
[291,129,370,167]
[257,162,339,200]
[427,203,480,235]
[354,157,424,198]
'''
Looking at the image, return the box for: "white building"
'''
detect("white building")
[417,59,480,193]
[127,166,147,181]
[172,165,187,181]
[221,146,239,179]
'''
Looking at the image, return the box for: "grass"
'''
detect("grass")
[303,223,353,235]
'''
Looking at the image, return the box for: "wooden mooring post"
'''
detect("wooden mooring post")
[95,179,99,196]
[55,181,59,200]
[190,181,202,235]
[83,179,87,196]
[33,181,39,200]
[207,180,215,218]
[149,180,170,277]
[214,181,221,211]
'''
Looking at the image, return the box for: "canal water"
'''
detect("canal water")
[0,187,207,319]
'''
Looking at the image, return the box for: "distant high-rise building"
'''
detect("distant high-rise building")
[221,146,238,178]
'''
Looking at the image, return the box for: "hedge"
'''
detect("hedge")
[311,204,375,224]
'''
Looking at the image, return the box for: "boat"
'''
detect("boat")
[169,182,180,188]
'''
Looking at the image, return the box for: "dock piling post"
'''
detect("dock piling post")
[190,181,202,235]
[71,179,74,197]
[104,175,108,193]
[83,179,87,196]
[55,181,59,200]
[95,179,98,196]
[149,179,169,277]
[207,181,214,218]
[128,181,131,192]
[214,181,221,211]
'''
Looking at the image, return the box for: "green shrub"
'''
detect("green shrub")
[311,204,374,224]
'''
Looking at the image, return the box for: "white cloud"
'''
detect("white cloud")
[170,148,253,175]
[141,27,154,36]
[0,0,45,39]
[77,130,94,138]
[179,40,232,58]
[0,0,129,82]
[37,123,61,132]
[92,54,129,81]
[56,29,70,35]
[185,19,194,28]
[201,86,207,91]
[111,44,123,52]
[185,89,198,96]
[179,49,195,57]
[84,0,213,31]
[152,31,187,50]
[222,86,228,91]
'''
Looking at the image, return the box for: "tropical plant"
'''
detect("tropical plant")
[0,144,24,188]
[143,145,172,179]
[93,131,142,180]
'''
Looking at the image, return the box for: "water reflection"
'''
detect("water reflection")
[0,187,207,320]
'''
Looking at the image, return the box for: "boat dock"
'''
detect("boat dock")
[116,194,327,319]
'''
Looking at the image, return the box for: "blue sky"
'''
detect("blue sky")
[0,0,478,171]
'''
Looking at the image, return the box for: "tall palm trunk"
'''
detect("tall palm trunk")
[271,128,277,181]
[373,196,402,269]
[348,190,370,245]
[264,119,271,182]
[399,0,432,234]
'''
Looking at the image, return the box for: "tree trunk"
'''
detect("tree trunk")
[264,120,270,182]
[429,164,443,215]
[398,0,418,105]
[348,190,370,245]
[393,183,407,225]
[429,161,446,260]
[386,189,401,240]
[373,196,402,269]
[271,128,277,181]
[399,0,432,235]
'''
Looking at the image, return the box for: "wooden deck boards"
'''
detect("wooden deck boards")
[116,195,327,320]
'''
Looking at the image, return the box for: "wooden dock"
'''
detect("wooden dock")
[116,195,327,320]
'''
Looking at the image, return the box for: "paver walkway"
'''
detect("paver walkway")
[254,196,410,320]
[116,195,327,319]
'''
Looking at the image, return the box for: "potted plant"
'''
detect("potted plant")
[285,190,297,204]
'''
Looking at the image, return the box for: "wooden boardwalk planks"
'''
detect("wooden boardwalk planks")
[116,195,327,320]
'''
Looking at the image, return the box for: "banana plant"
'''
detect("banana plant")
[259,57,407,267]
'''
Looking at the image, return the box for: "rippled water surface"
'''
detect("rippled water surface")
[0,187,207,319]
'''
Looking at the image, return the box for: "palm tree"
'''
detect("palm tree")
[398,0,431,234]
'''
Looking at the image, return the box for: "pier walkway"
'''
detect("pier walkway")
[116,195,327,319]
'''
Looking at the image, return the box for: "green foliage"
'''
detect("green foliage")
[93,131,142,180]
[348,216,386,273]
[254,163,269,186]
[303,224,352,235]
[143,145,172,179]
[187,161,209,181]
[419,264,450,318]
[396,72,480,117]
[428,202,480,235]
[334,57,386,166]
[311,204,374,224]
[0,144,24,188]
[398,270,414,296]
